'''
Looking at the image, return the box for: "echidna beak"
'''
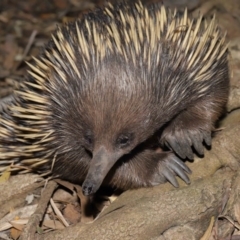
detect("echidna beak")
[82,146,120,196]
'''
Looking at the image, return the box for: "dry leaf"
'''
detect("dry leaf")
[50,198,69,227]
[200,217,215,240]
[42,219,65,230]
[25,194,35,204]
[234,203,240,224]
[63,204,80,224]
[10,227,21,240]
[0,204,37,231]
[0,169,11,183]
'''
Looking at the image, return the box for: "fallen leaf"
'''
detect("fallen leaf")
[0,169,11,183]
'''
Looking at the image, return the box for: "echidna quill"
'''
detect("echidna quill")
[0,1,229,196]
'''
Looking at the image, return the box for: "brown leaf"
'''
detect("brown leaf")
[63,203,81,224]
[10,227,21,240]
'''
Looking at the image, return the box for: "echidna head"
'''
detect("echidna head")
[80,103,157,195]
[80,95,157,196]
[49,60,162,195]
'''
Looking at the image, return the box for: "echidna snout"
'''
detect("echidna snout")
[82,146,122,196]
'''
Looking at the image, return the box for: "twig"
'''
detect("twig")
[19,180,58,240]
[15,30,38,70]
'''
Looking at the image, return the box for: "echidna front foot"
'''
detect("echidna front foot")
[150,152,191,187]
[162,126,211,160]
[107,149,191,190]
[161,104,213,160]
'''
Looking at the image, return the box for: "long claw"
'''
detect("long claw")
[191,133,204,156]
[203,131,212,146]
[163,169,179,187]
[172,156,192,174]
[154,153,192,187]
[167,156,191,184]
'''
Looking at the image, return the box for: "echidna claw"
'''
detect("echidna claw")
[151,153,191,188]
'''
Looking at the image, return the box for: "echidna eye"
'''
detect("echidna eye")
[84,133,93,145]
[116,134,132,148]
[119,136,129,144]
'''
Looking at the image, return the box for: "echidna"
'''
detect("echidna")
[0,1,229,196]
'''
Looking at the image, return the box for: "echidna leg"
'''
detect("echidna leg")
[106,149,191,190]
[160,98,224,160]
